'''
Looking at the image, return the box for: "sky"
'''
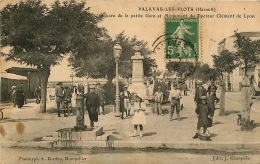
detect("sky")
[1,0,260,81]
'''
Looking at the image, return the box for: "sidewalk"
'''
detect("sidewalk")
[0,92,260,151]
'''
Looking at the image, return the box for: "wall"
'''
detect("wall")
[1,78,28,101]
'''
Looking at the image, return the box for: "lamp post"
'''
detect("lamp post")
[113,42,122,117]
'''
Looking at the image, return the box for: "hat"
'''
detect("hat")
[200,96,207,100]
[158,86,161,89]
[124,85,128,88]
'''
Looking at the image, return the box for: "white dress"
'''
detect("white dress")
[132,103,146,125]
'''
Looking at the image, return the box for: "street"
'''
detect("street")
[1,91,260,164]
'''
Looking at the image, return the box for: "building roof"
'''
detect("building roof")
[1,72,27,80]
[5,67,39,77]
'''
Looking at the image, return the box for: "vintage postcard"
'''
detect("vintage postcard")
[0,0,260,163]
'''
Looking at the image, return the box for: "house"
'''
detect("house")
[217,32,260,92]
[1,67,40,101]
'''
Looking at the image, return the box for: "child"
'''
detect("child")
[193,96,213,139]
[130,95,146,138]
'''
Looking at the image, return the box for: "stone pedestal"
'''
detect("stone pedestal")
[53,126,103,141]
[128,52,147,99]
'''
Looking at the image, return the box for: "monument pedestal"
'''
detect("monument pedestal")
[128,51,148,99]
[53,126,103,141]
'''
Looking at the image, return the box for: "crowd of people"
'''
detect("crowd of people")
[8,79,219,139]
[153,79,219,139]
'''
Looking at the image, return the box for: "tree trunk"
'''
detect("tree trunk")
[241,76,251,131]
[39,67,50,113]
[219,80,226,116]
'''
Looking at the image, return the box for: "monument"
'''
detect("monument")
[128,49,148,99]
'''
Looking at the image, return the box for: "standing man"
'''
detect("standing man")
[63,86,73,116]
[34,85,41,104]
[194,81,207,105]
[153,86,164,116]
[169,83,182,121]
[85,85,100,127]
[182,82,188,96]
[123,86,131,117]
[55,82,66,117]
[96,83,105,115]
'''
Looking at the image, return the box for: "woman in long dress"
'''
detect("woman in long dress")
[15,87,25,109]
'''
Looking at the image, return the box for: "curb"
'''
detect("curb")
[2,140,260,151]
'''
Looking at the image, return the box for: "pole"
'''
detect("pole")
[115,58,121,117]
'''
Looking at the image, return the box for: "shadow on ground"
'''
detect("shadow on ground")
[143,132,157,137]
[251,123,260,130]
[225,110,240,115]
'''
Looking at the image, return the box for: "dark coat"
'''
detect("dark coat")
[55,86,64,102]
[15,88,25,108]
[207,95,216,114]
[119,94,125,112]
[194,87,207,104]
[85,92,100,122]
[195,103,213,129]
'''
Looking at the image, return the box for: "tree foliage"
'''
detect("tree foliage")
[1,0,103,112]
[70,31,157,81]
[212,49,238,79]
[233,30,260,76]
[166,61,196,79]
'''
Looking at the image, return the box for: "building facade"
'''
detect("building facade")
[217,32,260,91]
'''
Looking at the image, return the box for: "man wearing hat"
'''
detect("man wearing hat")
[153,86,164,116]
[193,96,214,139]
[123,86,131,117]
[85,85,100,127]
[55,82,66,117]
[194,81,207,105]
[169,83,182,121]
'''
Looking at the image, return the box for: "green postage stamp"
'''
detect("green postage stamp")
[165,18,199,60]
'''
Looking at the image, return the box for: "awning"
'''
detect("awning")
[1,72,27,80]
[5,67,39,77]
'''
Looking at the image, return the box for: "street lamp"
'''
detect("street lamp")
[113,42,122,117]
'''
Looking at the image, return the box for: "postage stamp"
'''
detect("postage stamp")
[165,18,199,60]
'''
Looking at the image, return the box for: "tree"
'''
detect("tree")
[212,50,238,116]
[233,30,260,130]
[212,49,238,80]
[1,0,103,113]
[234,31,260,76]
[166,61,196,80]
[71,32,157,82]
